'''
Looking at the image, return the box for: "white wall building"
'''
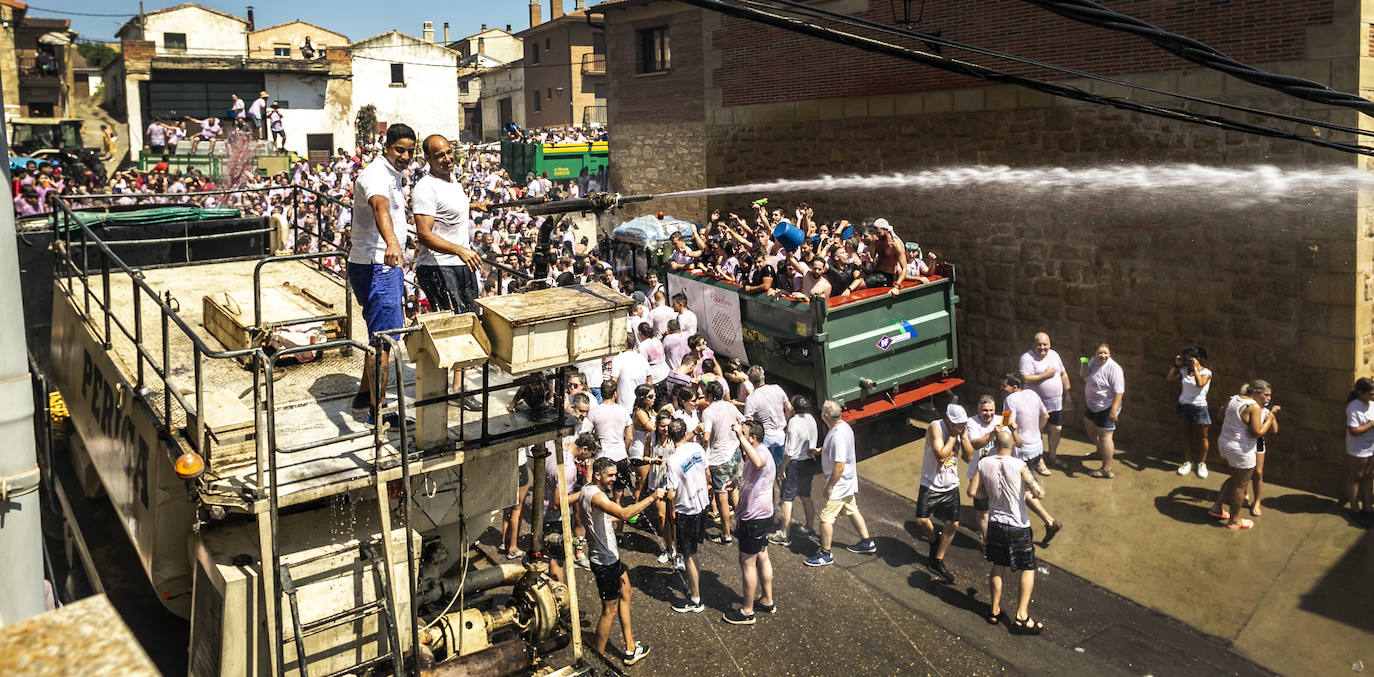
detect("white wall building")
[350,31,460,141]
[478,61,524,141]
[115,3,248,57]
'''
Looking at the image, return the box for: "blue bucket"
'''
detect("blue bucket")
[773,220,804,251]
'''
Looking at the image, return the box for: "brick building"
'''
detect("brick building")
[517,0,608,129]
[0,2,78,119]
[107,3,352,158]
[602,0,1374,493]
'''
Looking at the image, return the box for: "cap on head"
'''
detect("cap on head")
[873,218,894,234]
[945,403,968,424]
[259,91,269,98]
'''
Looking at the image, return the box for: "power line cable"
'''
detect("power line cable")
[677,0,1374,157]
[25,6,136,17]
[1015,0,1374,115]
[753,0,1374,139]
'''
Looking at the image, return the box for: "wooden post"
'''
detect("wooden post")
[556,454,582,659]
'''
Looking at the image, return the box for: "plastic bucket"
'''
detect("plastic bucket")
[773,220,804,251]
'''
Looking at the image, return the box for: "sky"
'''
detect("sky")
[35,0,551,44]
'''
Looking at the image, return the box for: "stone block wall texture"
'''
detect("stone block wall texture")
[604,0,1371,494]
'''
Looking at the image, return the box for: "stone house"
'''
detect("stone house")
[451,25,524,141]
[478,60,526,141]
[349,30,461,143]
[0,2,78,119]
[517,0,608,129]
[601,0,1374,493]
[248,20,347,62]
[105,3,352,159]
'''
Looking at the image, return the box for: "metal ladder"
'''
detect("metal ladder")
[254,340,415,677]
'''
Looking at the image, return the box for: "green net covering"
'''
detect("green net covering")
[60,206,244,230]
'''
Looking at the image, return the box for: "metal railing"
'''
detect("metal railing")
[580,53,606,75]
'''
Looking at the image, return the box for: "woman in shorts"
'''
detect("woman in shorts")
[1343,377,1374,524]
[649,412,677,564]
[1208,380,1276,530]
[1167,347,1213,478]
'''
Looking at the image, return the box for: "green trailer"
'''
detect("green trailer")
[610,218,961,421]
[500,140,609,182]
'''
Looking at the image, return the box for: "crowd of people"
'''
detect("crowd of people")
[504,123,607,145]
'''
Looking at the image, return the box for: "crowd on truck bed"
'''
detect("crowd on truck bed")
[504,123,608,145]
[658,201,942,303]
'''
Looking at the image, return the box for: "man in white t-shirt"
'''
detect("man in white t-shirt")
[1001,375,1063,543]
[347,124,416,425]
[699,381,743,543]
[664,418,710,613]
[671,293,697,336]
[743,366,791,466]
[1019,332,1072,470]
[647,291,677,335]
[805,400,876,567]
[969,428,1045,633]
[916,404,973,584]
[413,134,493,411]
[610,349,650,414]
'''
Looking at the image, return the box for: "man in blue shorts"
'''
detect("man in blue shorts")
[348,123,416,424]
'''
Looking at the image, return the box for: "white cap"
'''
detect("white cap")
[945,403,968,424]
[873,217,894,233]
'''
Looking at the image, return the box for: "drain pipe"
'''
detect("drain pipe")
[0,125,44,625]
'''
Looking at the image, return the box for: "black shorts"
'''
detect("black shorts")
[518,463,530,487]
[864,271,895,288]
[973,497,989,512]
[416,264,479,314]
[984,522,1036,571]
[779,457,819,501]
[737,517,771,555]
[916,485,960,523]
[675,510,706,558]
[590,559,627,601]
[1046,410,1062,426]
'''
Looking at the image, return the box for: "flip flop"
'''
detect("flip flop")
[1088,469,1114,479]
[1226,519,1255,530]
[1011,616,1045,635]
[985,609,1001,625]
[1207,509,1230,521]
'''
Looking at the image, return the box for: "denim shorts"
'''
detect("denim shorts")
[1085,406,1116,431]
[1176,402,1212,425]
[347,263,404,345]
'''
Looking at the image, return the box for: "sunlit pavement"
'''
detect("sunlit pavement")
[536,410,1373,675]
[859,417,1373,677]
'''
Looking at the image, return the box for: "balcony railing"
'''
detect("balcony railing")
[581,53,606,75]
[582,105,606,127]
[17,52,60,79]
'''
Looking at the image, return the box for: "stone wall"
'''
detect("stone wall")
[602,1,1373,493]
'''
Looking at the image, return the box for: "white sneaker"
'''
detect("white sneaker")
[1196,463,1209,479]
[1176,461,1192,476]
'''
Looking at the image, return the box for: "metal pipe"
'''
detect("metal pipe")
[0,150,44,626]
[429,640,531,677]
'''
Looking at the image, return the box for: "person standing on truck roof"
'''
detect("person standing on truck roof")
[348,123,416,425]
[414,134,493,411]
[867,219,908,295]
[582,457,664,665]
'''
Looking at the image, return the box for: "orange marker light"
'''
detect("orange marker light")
[174,450,206,480]
[656,211,665,219]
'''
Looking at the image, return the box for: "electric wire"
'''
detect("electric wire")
[1016,0,1374,116]
[26,6,136,17]
[750,0,1374,139]
[679,0,1374,157]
